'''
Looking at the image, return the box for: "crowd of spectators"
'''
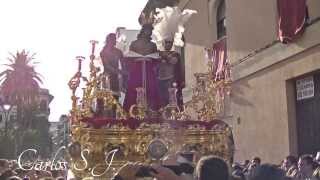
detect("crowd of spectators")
[231,153,320,180]
[1,151,319,179]
[0,159,66,180]
[111,151,320,180]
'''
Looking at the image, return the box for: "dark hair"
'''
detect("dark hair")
[105,33,116,44]
[179,163,194,174]
[137,24,153,40]
[253,157,261,164]
[300,154,316,169]
[300,154,313,164]
[196,156,229,180]
[0,159,8,167]
[248,164,285,180]
[286,155,297,165]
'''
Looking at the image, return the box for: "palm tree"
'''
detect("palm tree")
[0,50,42,105]
[0,50,43,156]
[0,50,43,127]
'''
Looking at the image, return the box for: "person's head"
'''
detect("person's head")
[0,159,9,169]
[298,155,315,175]
[163,39,174,51]
[283,155,297,169]
[195,156,229,180]
[105,33,116,47]
[137,24,153,40]
[248,164,286,180]
[248,157,261,172]
[252,157,261,165]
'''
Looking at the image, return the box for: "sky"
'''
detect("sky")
[0,0,148,122]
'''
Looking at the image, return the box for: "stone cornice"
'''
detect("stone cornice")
[231,20,320,81]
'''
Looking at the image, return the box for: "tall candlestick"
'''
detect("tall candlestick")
[76,56,85,72]
[89,40,99,60]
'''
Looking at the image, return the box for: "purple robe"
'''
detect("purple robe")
[122,56,161,111]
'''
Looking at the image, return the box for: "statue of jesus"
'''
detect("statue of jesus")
[100,33,126,97]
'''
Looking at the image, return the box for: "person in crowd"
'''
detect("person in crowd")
[163,152,195,180]
[296,154,318,180]
[0,159,10,175]
[242,160,250,174]
[112,155,229,180]
[245,156,262,178]
[252,157,261,166]
[232,163,245,180]
[111,162,143,180]
[195,156,229,180]
[111,153,185,180]
[248,164,286,180]
[243,160,250,168]
[282,155,298,178]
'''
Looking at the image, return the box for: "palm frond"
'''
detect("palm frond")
[33,75,43,84]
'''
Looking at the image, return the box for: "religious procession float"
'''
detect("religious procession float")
[66,6,234,178]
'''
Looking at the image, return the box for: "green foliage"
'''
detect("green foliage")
[0,132,15,159]
[19,115,52,158]
[0,50,52,159]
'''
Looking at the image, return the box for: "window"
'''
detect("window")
[217,0,226,39]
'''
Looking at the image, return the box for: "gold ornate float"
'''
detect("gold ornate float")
[67,40,233,178]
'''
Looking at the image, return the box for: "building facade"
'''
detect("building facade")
[0,88,53,128]
[50,114,70,154]
[173,0,320,163]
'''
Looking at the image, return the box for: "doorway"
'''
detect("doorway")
[295,72,320,155]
